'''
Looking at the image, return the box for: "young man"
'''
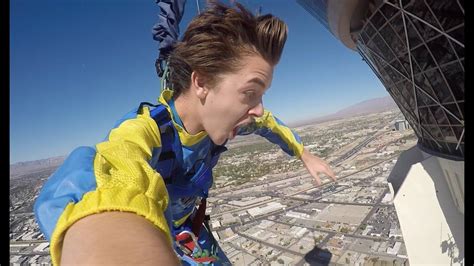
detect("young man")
[34,2,336,265]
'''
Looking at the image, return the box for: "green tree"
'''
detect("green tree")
[340,227,349,233]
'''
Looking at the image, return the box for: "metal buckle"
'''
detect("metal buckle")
[175,230,202,256]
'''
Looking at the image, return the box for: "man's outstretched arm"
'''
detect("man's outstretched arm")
[34,107,175,265]
[239,109,336,185]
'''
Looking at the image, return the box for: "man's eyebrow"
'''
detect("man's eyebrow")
[245,77,266,89]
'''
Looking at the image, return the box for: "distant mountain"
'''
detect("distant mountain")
[291,95,398,127]
[334,96,398,116]
[10,156,66,179]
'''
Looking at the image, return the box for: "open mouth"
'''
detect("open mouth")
[228,117,255,140]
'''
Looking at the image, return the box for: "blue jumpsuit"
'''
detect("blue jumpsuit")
[34,89,304,265]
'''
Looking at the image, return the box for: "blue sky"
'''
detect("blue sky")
[10,0,388,163]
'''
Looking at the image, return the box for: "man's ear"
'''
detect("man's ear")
[190,71,209,100]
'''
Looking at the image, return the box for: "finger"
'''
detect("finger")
[329,169,336,180]
[312,173,321,186]
[325,167,337,181]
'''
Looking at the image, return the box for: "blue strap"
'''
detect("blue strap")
[147,104,176,180]
[169,98,184,128]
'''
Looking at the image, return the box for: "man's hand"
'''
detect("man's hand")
[300,148,336,186]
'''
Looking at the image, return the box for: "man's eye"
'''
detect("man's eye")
[244,91,255,98]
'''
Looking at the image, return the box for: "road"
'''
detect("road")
[330,127,386,166]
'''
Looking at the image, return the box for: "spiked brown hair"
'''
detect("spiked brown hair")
[167,1,288,97]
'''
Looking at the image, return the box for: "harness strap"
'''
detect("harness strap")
[174,198,219,264]
[146,104,176,181]
[192,198,207,237]
[175,236,217,264]
[141,101,222,264]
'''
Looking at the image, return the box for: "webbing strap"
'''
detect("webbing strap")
[142,101,220,264]
[147,104,176,180]
[191,198,207,237]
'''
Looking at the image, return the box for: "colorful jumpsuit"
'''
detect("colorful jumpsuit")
[34,89,304,265]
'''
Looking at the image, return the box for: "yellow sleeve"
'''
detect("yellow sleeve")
[241,109,304,158]
[49,108,171,265]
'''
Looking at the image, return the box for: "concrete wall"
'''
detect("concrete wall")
[437,156,464,215]
[387,146,464,265]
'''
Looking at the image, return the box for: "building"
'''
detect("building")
[247,202,286,218]
[297,0,464,158]
[394,119,410,131]
[387,242,403,255]
[285,210,311,220]
[297,0,464,264]
[221,213,240,226]
[389,227,403,238]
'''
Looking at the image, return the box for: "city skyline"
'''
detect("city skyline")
[10,108,414,265]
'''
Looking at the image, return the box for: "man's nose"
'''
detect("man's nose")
[249,101,264,118]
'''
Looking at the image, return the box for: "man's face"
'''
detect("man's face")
[200,55,273,145]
